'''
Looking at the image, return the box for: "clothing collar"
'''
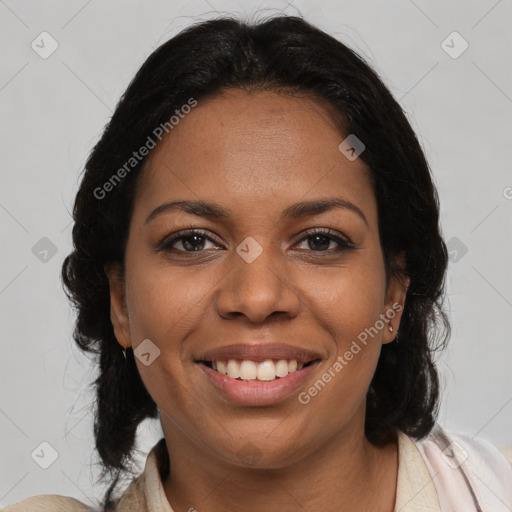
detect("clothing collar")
[115,431,440,511]
[394,429,442,511]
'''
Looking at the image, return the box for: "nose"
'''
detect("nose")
[215,240,301,324]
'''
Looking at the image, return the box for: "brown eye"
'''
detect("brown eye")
[295,229,354,253]
[158,230,220,253]
[173,233,211,251]
[304,234,335,251]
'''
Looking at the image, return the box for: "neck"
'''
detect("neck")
[160,414,398,512]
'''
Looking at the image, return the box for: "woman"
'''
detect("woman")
[4,14,511,512]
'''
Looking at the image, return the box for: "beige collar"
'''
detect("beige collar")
[116,431,441,511]
[394,430,442,511]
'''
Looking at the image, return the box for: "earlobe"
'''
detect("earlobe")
[104,262,133,349]
[383,255,410,344]
[383,281,408,344]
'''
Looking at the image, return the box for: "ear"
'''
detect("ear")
[382,253,409,345]
[104,262,133,350]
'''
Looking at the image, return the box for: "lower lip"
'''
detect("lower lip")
[197,361,320,406]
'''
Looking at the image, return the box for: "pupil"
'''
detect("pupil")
[309,235,330,251]
[183,235,205,251]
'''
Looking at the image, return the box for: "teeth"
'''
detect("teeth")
[276,359,289,377]
[226,359,240,379]
[256,360,275,381]
[210,358,307,381]
[240,360,258,380]
[217,360,227,375]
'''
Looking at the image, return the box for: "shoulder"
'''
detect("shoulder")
[411,423,512,510]
[2,494,95,512]
[415,423,512,474]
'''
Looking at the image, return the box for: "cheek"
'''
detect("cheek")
[125,257,216,346]
[297,267,386,424]
[124,257,206,415]
[302,257,387,348]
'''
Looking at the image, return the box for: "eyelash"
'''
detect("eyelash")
[156,228,354,255]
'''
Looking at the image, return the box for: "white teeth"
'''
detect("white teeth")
[256,360,276,381]
[275,360,289,377]
[217,360,227,375]
[211,358,307,381]
[226,359,240,379]
[239,360,257,380]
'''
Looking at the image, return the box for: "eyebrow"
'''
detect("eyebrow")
[145,197,368,227]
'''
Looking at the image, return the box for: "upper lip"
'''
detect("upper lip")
[195,343,323,364]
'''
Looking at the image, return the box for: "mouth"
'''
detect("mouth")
[196,358,321,382]
[193,343,324,405]
[196,357,322,406]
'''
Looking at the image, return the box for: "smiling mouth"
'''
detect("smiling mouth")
[197,358,321,382]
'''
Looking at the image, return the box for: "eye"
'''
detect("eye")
[158,229,221,253]
[294,228,354,253]
[156,227,354,255]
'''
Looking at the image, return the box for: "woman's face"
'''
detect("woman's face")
[107,88,407,468]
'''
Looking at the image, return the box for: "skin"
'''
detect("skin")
[106,89,409,512]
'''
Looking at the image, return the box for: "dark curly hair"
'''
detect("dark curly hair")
[61,13,449,509]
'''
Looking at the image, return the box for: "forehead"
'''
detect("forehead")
[133,89,376,226]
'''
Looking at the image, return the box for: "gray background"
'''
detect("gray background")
[1,0,511,508]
